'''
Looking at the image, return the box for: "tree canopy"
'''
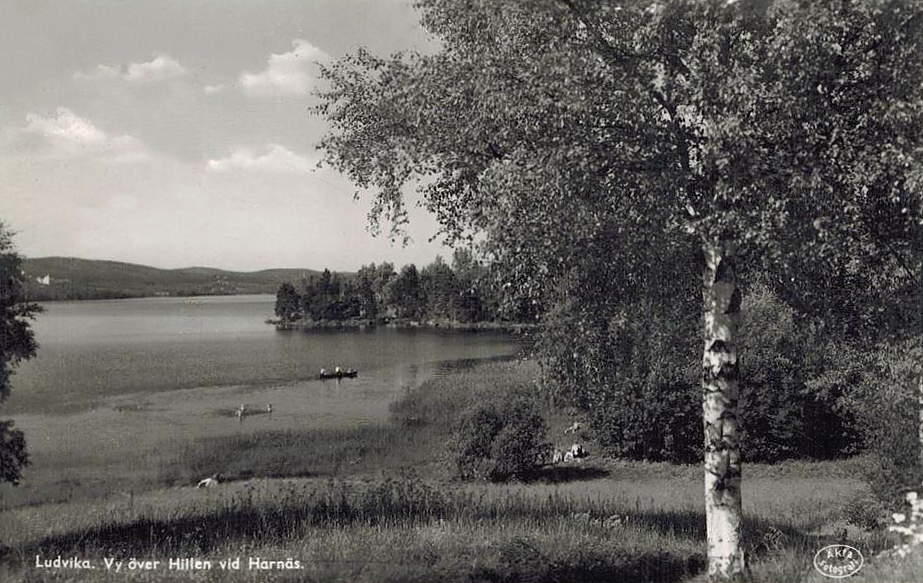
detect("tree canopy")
[317,0,921,317]
[315,0,923,578]
[0,223,40,485]
[276,256,504,325]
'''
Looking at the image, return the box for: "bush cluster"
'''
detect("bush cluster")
[737,283,818,462]
[451,391,550,482]
[840,338,922,510]
[589,308,701,463]
[540,280,863,464]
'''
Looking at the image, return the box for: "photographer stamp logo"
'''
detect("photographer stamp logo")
[813,544,864,578]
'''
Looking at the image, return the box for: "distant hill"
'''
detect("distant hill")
[21,257,327,301]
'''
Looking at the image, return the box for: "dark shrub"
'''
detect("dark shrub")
[841,338,922,510]
[452,392,549,482]
[801,339,867,459]
[453,407,504,481]
[585,298,703,463]
[737,282,806,462]
[559,279,859,464]
[592,370,701,464]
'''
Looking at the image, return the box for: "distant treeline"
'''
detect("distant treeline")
[274,250,533,326]
[24,287,261,302]
[21,257,318,301]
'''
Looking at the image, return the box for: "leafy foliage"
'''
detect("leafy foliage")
[276,256,506,324]
[274,282,302,322]
[420,256,458,320]
[593,374,702,464]
[315,4,922,572]
[452,391,550,482]
[844,338,923,509]
[388,264,425,320]
[318,0,921,298]
[315,0,922,421]
[737,282,806,462]
[0,222,40,484]
[544,278,860,464]
[0,419,29,485]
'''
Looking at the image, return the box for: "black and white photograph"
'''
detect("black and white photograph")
[1,1,921,581]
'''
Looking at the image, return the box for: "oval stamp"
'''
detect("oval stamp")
[813,544,864,579]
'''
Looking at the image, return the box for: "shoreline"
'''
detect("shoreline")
[0,355,518,510]
[268,317,536,334]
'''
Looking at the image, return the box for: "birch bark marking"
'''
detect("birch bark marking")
[918,371,923,472]
[702,238,745,581]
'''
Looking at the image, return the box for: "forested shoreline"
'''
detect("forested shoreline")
[272,248,538,329]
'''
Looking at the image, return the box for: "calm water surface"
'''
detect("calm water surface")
[8,295,521,415]
[1,295,521,508]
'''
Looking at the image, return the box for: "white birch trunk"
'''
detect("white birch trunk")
[702,239,745,581]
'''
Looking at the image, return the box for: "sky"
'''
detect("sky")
[0,0,449,272]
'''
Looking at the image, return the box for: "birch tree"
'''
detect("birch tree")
[315,0,923,578]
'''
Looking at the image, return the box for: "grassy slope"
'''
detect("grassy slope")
[1,361,915,582]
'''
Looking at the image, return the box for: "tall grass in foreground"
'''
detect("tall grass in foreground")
[1,465,891,583]
[3,475,705,582]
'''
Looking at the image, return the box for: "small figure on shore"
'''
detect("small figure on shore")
[196,473,221,488]
[236,404,246,424]
[563,421,582,435]
[266,403,272,420]
[551,448,565,464]
[548,443,588,465]
[569,443,588,460]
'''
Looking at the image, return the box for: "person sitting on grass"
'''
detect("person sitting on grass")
[196,473,221,488]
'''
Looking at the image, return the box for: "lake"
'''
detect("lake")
[7,294,522,416]
[2,295,521,507]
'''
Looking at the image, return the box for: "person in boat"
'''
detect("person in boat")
[335,366,342,374]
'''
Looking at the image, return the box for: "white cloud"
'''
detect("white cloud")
[206,144,315,174]
[73,53,187,84]
[20,107,151,163]
[1,132,448,271]
[203,84,226,95]
[72,64,120,82]
[239,39,328,97]
[125,54,187,83]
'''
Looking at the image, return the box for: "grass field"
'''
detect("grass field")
[1,361,918,582]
